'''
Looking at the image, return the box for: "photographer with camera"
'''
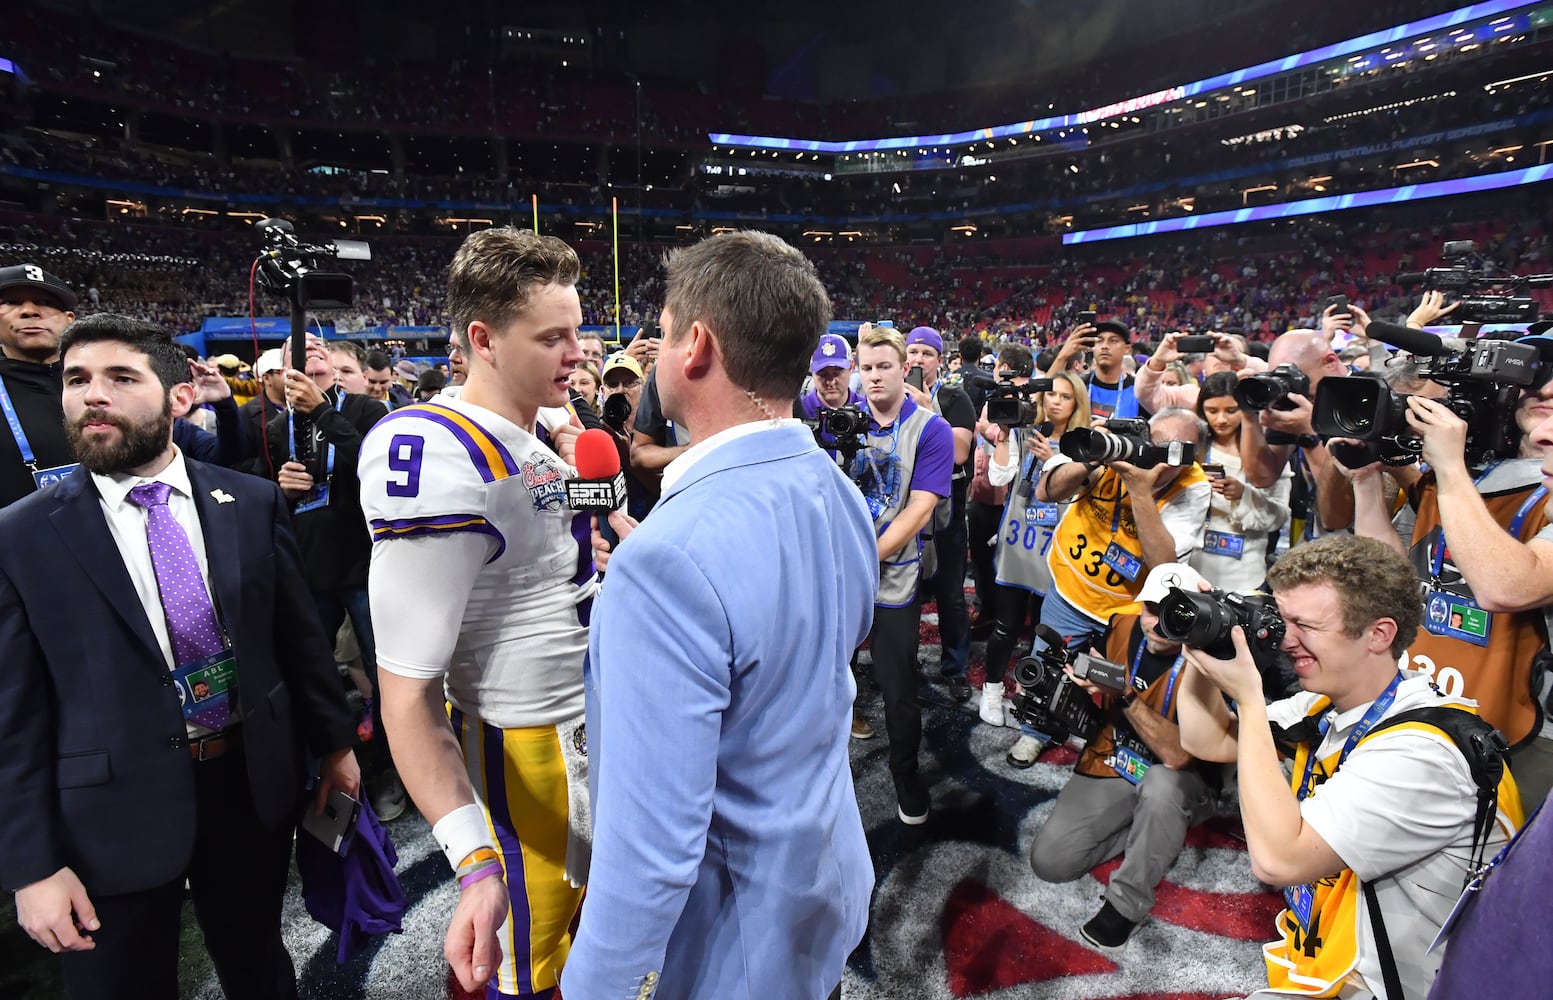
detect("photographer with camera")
[978,369,1090,728]
[852,324,954,823]
[903,326,977,702]
[1002,409,1211,764]
[794,332,867,463]
[1175,535,1519,1000]
[1027,562,1218,952]
[1332,333,1553,807]
[1238,329,1352,544]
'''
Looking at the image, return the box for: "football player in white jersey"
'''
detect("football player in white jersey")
[358,227,594,998]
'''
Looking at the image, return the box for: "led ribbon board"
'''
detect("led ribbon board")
[1061,164,1553,246]
[708,0,1540,153]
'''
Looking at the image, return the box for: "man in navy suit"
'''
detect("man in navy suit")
[0,314,360,999]
[564,232,877,999]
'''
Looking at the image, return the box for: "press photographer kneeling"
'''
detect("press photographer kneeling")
[1025,563,1220,953]
[1176,536,1521,1000]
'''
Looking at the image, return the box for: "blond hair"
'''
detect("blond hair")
[858,324,907,364]
[1268,535,1422,657]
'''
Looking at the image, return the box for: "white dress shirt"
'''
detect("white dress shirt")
[92,447,233,735]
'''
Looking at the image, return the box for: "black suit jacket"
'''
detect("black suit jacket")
[0,459,357,896]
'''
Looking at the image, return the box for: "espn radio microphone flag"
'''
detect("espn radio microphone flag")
[566,427,627,548]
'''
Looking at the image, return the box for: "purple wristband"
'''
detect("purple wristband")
[459,862,504,891]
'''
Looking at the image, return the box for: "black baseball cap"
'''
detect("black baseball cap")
[0,264,78,311]
[1092,319,1132,340]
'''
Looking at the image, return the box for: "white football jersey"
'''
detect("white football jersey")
[359,394,597,728]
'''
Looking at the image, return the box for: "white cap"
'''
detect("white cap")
[255,348,285,376]
[1137,562,1207,605]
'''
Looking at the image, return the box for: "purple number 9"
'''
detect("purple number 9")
[386,434,425,497]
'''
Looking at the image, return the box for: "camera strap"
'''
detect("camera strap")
[1127,641,1185,717]
[287,389,346,475]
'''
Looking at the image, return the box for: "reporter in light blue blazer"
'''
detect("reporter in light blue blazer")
[563,232,878,1000]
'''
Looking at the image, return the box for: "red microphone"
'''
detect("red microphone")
[566,427,628,548]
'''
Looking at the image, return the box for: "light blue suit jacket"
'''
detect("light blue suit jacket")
[564,422,878,999]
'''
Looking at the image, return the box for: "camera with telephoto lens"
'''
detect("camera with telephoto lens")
[1395,241,1550,324]
[1008,626,1123,747]
[805,404,870,464]
[1234,363,1311,412]
[1059,417,1197,469]
[985,378,1054,427]
[1313,338,1541,467]
[1154,587,1286,673]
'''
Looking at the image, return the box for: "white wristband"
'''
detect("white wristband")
[432,803,495,871]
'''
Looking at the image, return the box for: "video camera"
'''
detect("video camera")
[1008,626,1124,747]
[985,378,1054,427]
[253,218,370,371]
[1313,321,1541,467]
[1059,417,1197,469]
[1234,363,1310,412]
[1153,587,1287,675]
[1395,241,1550,324]
[805,404,870,465]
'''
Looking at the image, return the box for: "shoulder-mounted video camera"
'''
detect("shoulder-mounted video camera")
[1059,417,1196,469]
[986,378,1054,427]
[1313,320,1541,467]
[1395,241,1550,324]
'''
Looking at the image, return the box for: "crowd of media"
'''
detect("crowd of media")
[2,213,1552,997]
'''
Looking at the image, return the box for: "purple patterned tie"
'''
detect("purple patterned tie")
[128,481,230,729]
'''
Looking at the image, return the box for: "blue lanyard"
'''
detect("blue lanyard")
[288,389,346,475]
[1296,672,1404,802]
[1128,640,1186,717]
[0,375,37,468]
[1430,469,1547,580]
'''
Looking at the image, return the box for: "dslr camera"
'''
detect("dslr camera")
[1234,363,1310,412]
[1060,417,1197,469]
[1314,336,1540,467]
[985,378,1054,427]
[1396,241,1547,324]
[1153,587,1287,673]
[806,404,870,464]
[1009,626,1127,747]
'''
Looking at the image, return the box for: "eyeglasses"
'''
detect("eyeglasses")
[604,378,642,391]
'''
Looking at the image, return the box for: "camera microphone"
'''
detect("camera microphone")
[1394,272,1431,286]
[567,427,628,550]
[1364,320,1450,357]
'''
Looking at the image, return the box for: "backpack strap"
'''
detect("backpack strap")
[1365,706,1508,878]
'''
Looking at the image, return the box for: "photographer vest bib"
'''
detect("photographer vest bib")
[1075,616,1186,779]
[995,430,1061,595]
[852,399,937,608]
[1048,464,1208,623]
[1404,468,1551,747]
[1265,693,1522,998]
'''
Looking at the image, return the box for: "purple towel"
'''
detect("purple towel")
[296,796,407,963]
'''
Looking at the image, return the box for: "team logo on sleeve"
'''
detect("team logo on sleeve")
[522,455,567,512]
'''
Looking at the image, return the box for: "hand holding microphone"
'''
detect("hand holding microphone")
[566,428,637,571]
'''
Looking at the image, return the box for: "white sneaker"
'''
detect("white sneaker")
[979,682,1006,726]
